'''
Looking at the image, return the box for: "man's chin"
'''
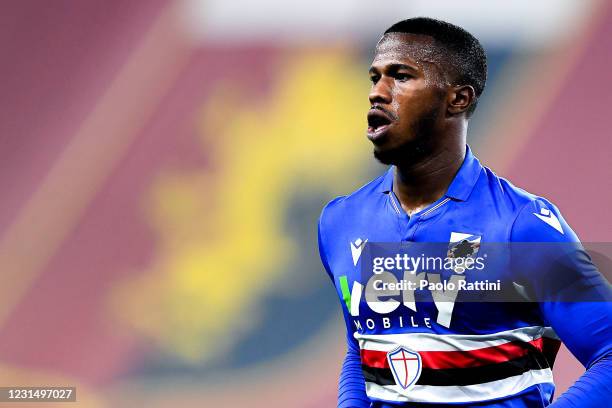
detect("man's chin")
[373,147,399,166]
[373,141,430,166]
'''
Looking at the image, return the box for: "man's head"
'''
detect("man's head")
[367,17,487,165]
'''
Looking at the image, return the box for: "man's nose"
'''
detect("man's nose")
[369,78,392,104]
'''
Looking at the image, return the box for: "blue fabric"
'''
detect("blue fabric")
[318,145,612,407]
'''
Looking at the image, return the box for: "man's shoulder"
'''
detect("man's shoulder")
[481,165,556,212]
[483,166,537,204]
[482,167,576,240]
[319,168,390,223]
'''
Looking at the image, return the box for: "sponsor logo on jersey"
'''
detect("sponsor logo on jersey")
[340,232,487,329]
[350,238,368,266]
[533,207,564,234]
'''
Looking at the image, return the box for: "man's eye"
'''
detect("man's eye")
[396,73,411,81]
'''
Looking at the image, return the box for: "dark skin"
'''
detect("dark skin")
[367,32,476,216]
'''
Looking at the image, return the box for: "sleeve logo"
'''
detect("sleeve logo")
[533,207,564,234]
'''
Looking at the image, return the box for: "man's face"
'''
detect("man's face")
[367,33,449,165]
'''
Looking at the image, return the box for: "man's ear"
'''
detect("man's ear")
[447,85,475,115]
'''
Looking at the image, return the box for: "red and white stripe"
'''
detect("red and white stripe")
[356,326,560,403]
[354,326,559,352]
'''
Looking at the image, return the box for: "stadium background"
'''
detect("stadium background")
[0,1,610,406]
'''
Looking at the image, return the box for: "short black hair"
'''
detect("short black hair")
[383,17,487,117]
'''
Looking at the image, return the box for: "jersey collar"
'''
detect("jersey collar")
[377,144,482,202]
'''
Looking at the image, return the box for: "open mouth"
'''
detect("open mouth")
[367,109,393,141]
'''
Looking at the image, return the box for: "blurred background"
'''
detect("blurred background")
[0,0,610,406]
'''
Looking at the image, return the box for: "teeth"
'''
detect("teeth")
[368,124,388,137]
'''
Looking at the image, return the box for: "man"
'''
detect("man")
[317,17,611,407]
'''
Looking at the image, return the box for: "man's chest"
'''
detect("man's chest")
[328,200,534,333]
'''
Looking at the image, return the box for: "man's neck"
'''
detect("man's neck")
[393,142,466,216]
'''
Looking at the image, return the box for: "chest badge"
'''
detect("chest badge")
[387,346,422,391]
[448,232,482,274]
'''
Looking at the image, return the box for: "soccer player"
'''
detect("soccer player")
[317,18,612,407]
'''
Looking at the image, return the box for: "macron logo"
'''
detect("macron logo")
[533,207,564,234]
[350,238,368,266]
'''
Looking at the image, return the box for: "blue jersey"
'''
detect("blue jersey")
[318,146,612,407]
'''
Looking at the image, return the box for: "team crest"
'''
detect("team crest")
[447,232,481,273]
[387,346,422,391]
